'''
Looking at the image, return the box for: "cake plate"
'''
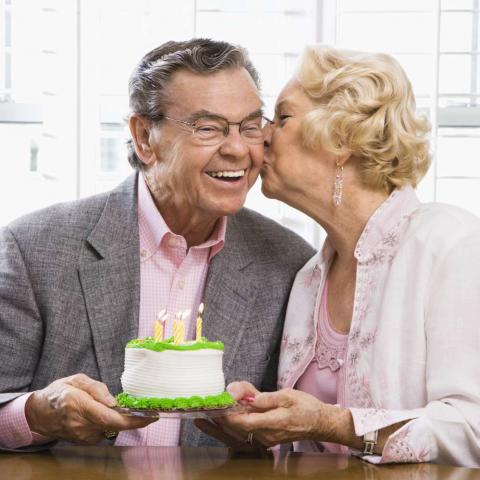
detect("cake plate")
[112,403,245,419]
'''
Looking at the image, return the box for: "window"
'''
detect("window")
[1,1,479,242]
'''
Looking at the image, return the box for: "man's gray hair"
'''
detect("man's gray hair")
[127,38,261,170]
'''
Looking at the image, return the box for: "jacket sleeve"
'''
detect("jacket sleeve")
[0,226,49,451]
[349,230,480,466]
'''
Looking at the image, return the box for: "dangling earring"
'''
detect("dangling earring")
[333,162,344,207]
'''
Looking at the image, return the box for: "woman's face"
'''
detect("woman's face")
[261,79,337,204]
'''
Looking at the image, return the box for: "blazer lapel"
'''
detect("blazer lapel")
[181,212,259,446]
[78,174,140,394]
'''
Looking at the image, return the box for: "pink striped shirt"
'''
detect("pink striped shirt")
[0,174,226,448]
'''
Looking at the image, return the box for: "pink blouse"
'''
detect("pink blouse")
[294,281,348,453]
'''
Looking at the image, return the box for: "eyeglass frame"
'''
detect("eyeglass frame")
[154,112,273,145]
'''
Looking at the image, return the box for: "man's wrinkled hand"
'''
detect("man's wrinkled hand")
[25,373,156,444]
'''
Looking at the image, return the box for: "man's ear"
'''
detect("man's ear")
[129,114,156,167]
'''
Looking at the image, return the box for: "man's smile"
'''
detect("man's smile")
[205,168,246,182]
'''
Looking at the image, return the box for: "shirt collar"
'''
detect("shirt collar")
[137,173,226,259]
[315,186,421,268]
[354,186,420,263]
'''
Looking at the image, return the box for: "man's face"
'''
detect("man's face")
[146,67,264,219]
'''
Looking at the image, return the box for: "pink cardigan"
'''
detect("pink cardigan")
[278,187,480,466]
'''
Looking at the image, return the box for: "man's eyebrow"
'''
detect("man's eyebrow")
[187,108,265,123]
[243,109,264,121]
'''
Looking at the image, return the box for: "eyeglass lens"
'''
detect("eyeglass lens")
[192,116,269,145]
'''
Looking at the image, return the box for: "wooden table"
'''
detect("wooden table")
[0,446,477,479]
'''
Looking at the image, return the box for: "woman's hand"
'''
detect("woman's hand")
[214,382,355,448]
[194,381,269,451]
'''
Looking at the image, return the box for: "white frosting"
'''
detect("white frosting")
[121,347,225,398]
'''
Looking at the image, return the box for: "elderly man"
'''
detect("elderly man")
[0,39,314,450]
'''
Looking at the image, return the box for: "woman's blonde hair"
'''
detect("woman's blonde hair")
[297,45,431,191]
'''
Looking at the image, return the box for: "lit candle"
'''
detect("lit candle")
[196,317,203,342]
[179,319,185,344]
[173,318,178,344]
[154,309,167,342]
[196,303,204,342]
[179,310,191,344]
[173,313,182,345]
[154,319,163,342]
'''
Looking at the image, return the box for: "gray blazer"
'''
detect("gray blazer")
[0,173,315,449]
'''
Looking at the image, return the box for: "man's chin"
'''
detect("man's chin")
[221,203,247,217]
[212,197,248,217]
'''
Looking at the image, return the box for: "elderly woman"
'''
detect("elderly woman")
[197,45,480,467]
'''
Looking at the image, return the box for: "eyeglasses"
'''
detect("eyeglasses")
[161,114,273,146]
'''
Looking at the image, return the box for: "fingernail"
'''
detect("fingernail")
[105,395,116,406]
[244,395,255,403]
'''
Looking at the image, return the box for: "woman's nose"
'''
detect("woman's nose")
[263,124,273,148]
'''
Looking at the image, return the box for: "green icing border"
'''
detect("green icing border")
[116,391,235,410]
[126,336,224,352]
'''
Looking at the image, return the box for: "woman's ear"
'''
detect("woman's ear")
[128,114,156,167]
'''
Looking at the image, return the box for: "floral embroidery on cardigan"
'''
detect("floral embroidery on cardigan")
[382,230,400,248]
[284,333,315,362]
[346,327,377,408]
[303,263,322,288]
[382,425,420,463]
[359,332,376,349]
[347,371,375,408]
[365,249,387,266]
[355,408,393,430]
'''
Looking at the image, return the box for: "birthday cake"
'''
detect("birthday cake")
[116,307,235,410]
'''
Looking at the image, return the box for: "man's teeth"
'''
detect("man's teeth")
[207,169,245,178]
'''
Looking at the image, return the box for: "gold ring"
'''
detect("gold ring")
[104,430,119,440]
[246,432,254,445]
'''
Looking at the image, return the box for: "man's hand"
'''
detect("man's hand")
[25,373,156,444]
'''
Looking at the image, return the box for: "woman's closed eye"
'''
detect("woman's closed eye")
[278,114,292,126]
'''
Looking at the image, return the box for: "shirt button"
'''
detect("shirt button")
[140,249,148,258]
[177,280,185,290]
[168,237,179,247]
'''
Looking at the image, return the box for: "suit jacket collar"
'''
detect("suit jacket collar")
[79,173,140,394]
[86,173,139,259]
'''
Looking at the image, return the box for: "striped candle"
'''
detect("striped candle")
[154,319,164,342]
[196,303,204,342]
[173,318,180,344]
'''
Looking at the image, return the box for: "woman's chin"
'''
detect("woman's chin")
[260,168,283,199]
[260,180,278,200]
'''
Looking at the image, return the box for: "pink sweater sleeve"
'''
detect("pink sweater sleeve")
[0,393,51,448]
